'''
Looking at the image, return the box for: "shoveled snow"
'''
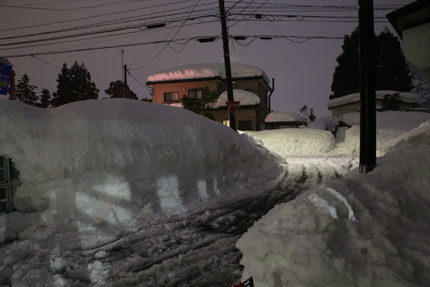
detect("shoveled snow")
[147,63,270,84]
[326,90,420,109]
[0,100,283,227]
[210,89,260,108]
[243,129,336,158]
[264,111,306,123]
[1,98,430,287]
[237,120,430,287]
[340,110,430,130]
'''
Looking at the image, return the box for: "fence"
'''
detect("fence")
[0,156,12,214]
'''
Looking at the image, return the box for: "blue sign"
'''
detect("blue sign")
[0,62,12,95]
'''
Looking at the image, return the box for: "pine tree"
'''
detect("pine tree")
[39,89,51,108]
[331,28,412,99]
[105,80,137,99]
[16,73,39,106]
[52,62,99,106]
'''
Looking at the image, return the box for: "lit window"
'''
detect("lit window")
[188,89,204,99]
[164,92,179,102]
[222,120,230,127]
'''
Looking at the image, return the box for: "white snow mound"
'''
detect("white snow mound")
[243,128,336,157]
[211,89,260,108]
[237,121,430,287]
[0,100,284,228]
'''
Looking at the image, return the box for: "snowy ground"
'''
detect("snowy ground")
[1,100,430,286]
[238,120,430,287]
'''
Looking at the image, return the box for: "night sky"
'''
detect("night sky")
[0,0,415,116]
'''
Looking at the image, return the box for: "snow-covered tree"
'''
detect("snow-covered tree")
[52,62,99,107]
[299,105,316,122]
[16,73,39,106]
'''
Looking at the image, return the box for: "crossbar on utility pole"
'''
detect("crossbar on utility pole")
[218,0,236,131]
[358,0,377,173]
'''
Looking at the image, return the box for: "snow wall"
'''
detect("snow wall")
[237,121,430,287]
[0,100,284,228]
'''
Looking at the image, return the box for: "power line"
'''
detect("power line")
[30,54,61,69]
[0,0,197,32]
[129,0,201,70]
[0,13,218,48]
[0,0,160,11]
[2,34,344,58]
[0,19,220,52]
[128,70,151,91]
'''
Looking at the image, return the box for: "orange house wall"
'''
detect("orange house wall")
[151,80,219,104]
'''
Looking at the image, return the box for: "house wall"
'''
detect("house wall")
[210,108,258,131]
[151,80,219,104]
[149,77,271,131]
[329,100,418,117]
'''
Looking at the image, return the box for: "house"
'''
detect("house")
[387,0,430,84]
[146,63,273,131]
[264,111,307,129]
[326,90,420,117]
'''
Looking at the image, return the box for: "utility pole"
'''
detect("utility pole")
[358,0,376,173]
[218,0,236,131]
[120,49,124,82]
[123,64,128,98]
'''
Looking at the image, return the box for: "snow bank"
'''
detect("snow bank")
[211,89,260,108]
[243,128,336,158]
[0,100,284,229]
[264,111,306,123]
[147,63,270,84]
[340,111,430,131]
[335,111,430,156]
[237,120,430,287]
[327,90,420,109]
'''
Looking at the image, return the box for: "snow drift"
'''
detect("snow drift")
[0,99,284,228]
[237,120,430,287]
[243,128,336,158]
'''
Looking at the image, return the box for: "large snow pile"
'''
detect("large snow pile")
[210,89,260,108]
[336,111,430,156]
[340,111,430,131]
[147,63,269,83]
[264,111,306,123]
[0,100,284,229]
[243,129,336,158]
[327,90,420,109]
[237,120,430,287]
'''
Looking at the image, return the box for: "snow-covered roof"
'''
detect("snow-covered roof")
[326,90,419,109]
[210,89,260,108]
[147,63,270,84]
[265,111,307,123]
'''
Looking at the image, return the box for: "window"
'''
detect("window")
[0,156,12,214]
[164,92,179,102]
[188,89,204,99]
